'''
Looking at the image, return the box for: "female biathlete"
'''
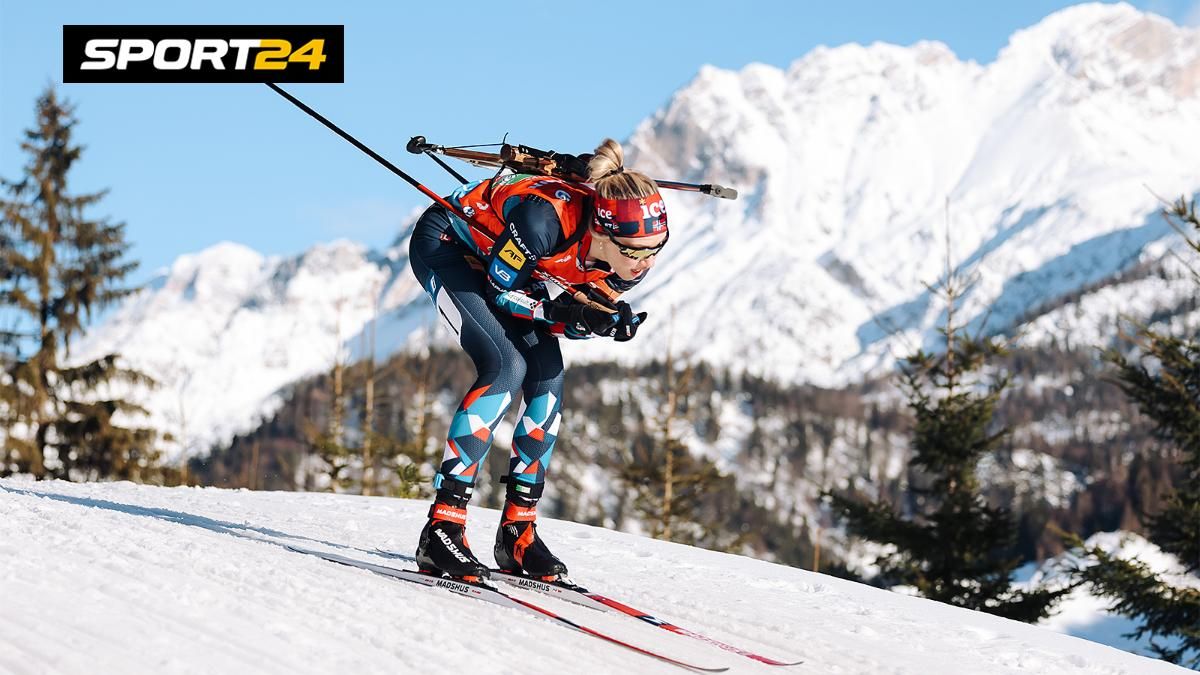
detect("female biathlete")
[408,139,668,582]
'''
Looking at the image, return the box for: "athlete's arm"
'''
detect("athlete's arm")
[481,195,636,340]
[481,196,562,322]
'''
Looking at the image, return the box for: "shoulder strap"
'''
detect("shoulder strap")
[550,194,592,255]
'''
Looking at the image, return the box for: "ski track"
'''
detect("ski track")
[0,479,1186,674]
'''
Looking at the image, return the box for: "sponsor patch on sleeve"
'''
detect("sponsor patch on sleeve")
[499,240,526,268]
[489,259,518,289]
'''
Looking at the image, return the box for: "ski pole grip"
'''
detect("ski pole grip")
[407,136,430,154]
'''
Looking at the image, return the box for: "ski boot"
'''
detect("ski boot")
[494,499,568,581]
[415,502,490,583]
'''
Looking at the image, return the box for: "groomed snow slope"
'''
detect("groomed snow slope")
[0,479,1185,675]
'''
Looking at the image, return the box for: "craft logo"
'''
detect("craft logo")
[63,25,344,83]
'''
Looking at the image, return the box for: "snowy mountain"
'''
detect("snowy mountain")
[71,236,432,460]
[619,1,1200,381]
[73,2,1200,454]
[0,478,1189,674]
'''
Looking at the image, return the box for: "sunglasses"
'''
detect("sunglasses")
[607,230,669,260]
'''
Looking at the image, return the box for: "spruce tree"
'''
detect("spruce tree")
[309,353,430,497]
[619,332,727,547]
[0,87,159,480]
[826,246,1066,622]
[311,344,354,491]
[380,352,437,499]
[1067,197,1200,668]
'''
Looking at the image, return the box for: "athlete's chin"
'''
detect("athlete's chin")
[614,268,642,281]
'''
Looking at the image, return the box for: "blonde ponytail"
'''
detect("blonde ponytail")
[587,138,658,201]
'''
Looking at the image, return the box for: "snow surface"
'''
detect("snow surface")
[0,478,1187,675]
[69,3,1200,455]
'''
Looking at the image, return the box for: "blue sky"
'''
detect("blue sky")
[2,0,1198,281]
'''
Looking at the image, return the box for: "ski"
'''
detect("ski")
[492,570,804,667]
[374,548,802,667]
[286,544,728,673]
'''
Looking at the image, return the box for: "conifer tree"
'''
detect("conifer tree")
[380,350,437,499]
[1066,197,1200,668]
[826,228,1066,622]
[619,315,726,547]
[306,298,359,491]
[310,333,355,491]
[0,87,159,480]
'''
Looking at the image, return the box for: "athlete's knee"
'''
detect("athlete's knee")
[540,366,564,394]
[478,344,527,391]
[522,343,563,393]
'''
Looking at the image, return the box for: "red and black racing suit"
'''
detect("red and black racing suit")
[407,175,646,508]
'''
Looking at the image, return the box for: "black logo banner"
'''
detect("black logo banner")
[63,25,344,83]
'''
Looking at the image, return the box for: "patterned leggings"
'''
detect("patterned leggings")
[408,205,563,507]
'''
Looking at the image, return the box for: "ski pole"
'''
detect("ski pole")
[263,84,618,313]
[265,83,451,210]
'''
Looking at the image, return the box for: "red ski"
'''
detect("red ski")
[375,548,802,666]
[288,545,728,673]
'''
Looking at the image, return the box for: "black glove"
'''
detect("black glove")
[554,152,592,182]
[545,300,647,341]
[609,301,648,342]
